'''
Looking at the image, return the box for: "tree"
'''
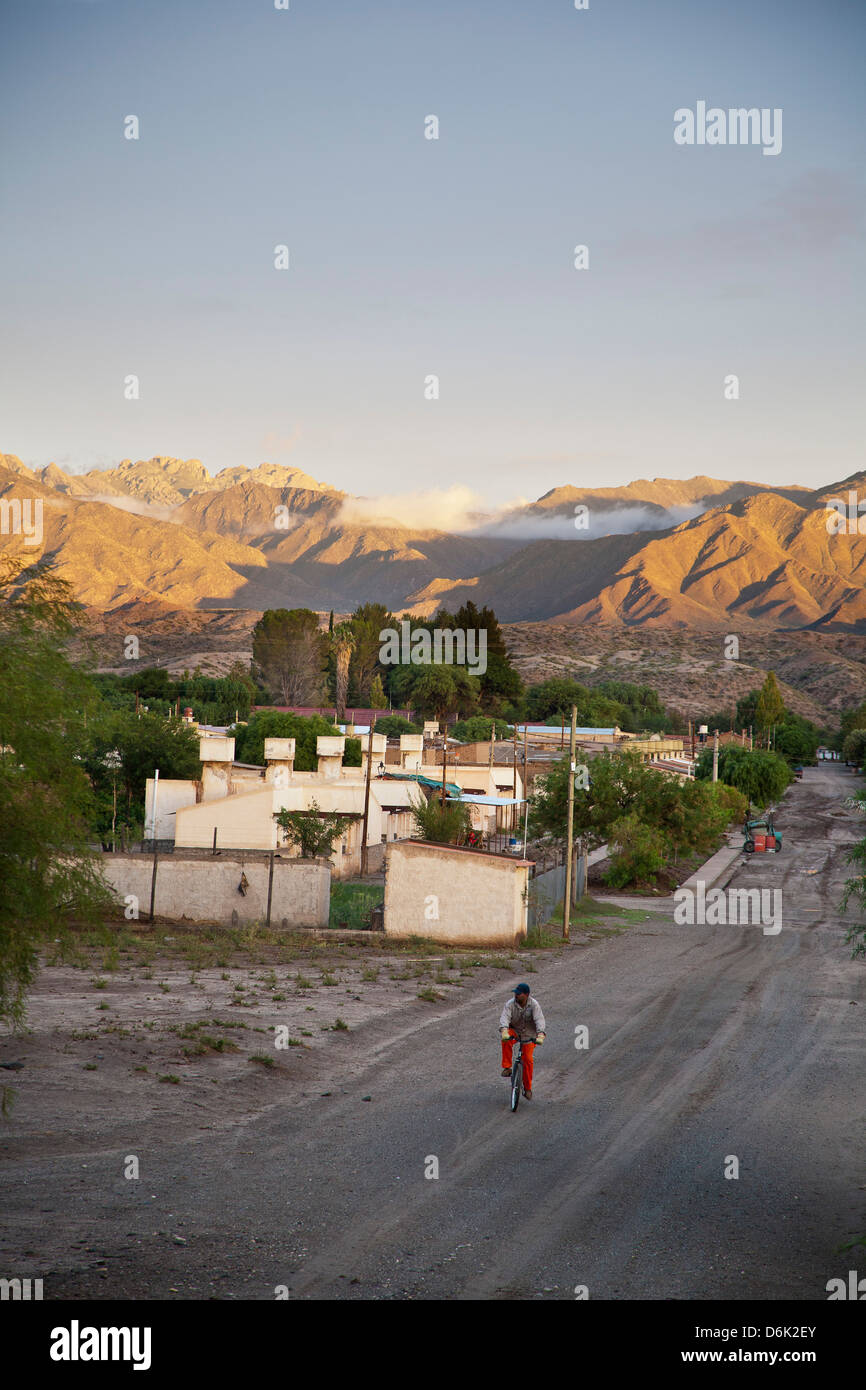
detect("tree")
[0,559,114,1028]
[755,672,785,738]
[410,794,471,845]
[842,729,866,767]
[252,609,326,705]
[85,711,201,834]
[525,678,624,727]
[594,681,672,734]
[695,744,791,806]
[348,603,392,701]
[406,666,479,722]
[368,674,387,709]
[775,713,819,766]
[450,715,511,742]
[373,715,422,737]
[330,622,356,721]
[274,800,351,859]
[529,749,746,886]
[233,711,348,770]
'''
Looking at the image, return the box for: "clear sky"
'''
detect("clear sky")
[1,0,864,502]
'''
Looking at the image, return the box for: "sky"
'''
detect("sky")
[1,0,864,503]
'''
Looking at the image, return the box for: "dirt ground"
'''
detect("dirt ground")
[0,906,644,1176]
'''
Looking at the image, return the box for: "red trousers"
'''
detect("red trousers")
[502,1031,535,1090]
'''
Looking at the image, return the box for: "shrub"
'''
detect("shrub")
[410,795,472,845]
[603,815,668,889]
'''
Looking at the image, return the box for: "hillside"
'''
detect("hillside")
[2,453,864,638]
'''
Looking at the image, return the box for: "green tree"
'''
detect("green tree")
[410,794,471,845]
[0,560,115,1027]
[406,666,479,722]
[843,729,866,766]
[368,674,387,709]
[775,713,819,766]
[348,603,393,702]
[274,800,351,858]
[450,715,512,742]
[373,715,422,737]
[755,672,785,737]
[695,744,791,806]
[232,711,349,770]
[525,678,624,727]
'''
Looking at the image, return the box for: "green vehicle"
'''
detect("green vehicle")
[743,808,782,854]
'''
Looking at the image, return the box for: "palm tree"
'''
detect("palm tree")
[331,623,356,722]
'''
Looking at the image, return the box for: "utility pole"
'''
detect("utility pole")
[488,722,495,770]
[440,720,448,807]
[712,729,719,783]
[562,704,577,940]
[360,713,377,877]
[512,723,518,836]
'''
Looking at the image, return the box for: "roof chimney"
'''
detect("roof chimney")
[264,737,295,787]
[316,735,346,779]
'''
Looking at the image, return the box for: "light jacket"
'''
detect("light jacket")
[499,995,546,1041]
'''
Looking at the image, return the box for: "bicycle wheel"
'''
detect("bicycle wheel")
[510,1053,521,1112]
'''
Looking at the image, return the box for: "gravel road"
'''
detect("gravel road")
[3,763,864,1300]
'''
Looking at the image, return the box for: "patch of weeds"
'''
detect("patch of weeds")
[295,973,313,989]
[92,977,108,990]
[486,957,515,970]
[332,1017,349,1031]
[158,982,171,994]
[158,1074,180,1084]
[417,987,445,1003]
[133,1065,147,1073]
[272,992,286,1002]
[300,1029,313,1037]
[96,1002,110,1011]
[83,1062,98,1071]
[249,1053,274,1068]
[360,966,379,982]
[320,973,338,986]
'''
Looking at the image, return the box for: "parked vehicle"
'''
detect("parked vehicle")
[743,808,782,853]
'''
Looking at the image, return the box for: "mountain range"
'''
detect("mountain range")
[1,452,864,633]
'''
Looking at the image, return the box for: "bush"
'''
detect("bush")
[603,816,668,889]
[450,715,511,743]
[274,800,350,858]
[410,795,472,845]
[695,744,791,806]
[233,711,350,770]
[374,715,423,737]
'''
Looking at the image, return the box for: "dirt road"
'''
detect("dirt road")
[2,764,864,1300]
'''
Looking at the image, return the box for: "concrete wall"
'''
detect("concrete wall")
[101,851,330,927]
[383,840,530,946]
[145,779,198,840]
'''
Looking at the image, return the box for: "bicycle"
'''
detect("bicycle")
[503,1031,538,1113]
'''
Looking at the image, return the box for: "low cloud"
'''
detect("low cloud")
[87,494,182,523]
[338,485,487,533]
[338,487,704,539]
[473,503,705,540]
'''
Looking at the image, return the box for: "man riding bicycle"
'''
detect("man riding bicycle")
[500,983,546,1099]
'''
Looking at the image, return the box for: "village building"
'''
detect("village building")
[144,733,524,878]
